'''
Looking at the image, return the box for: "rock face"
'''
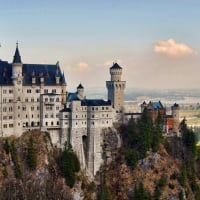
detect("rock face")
[100,144,188,200]
[0,130,73,199]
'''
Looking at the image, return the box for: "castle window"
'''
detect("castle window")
[51,114,54,118]
[57,121,59,125]
[9,89,13,94]
[9,124,13,128]
[45,114,48,118]
[31,106,34,111]
[56,106,59,110]
[18,114,20,118]
[56,97,59,102]
[9,116,12,119]
[3,90,7,94]
[102,107,104,110]
[22,106,26,111]
[107,114,109,117]
[3,107,7,112]
[37,106,39,110]
[45,98,48,102]
[18,106,20,110]
[92,115,94,118]
[3,124,7,128]
[3,98,6,103]
[37,98,39,102]
[32,114,33,118]
[18,123,20,126]
[65,115,68,118]
[3,116,7,120]
[76,115,78,118]
[56,114,59,118]
[44,89,48,94]
[51,122,54,126]
[50,98,54,102]
[36,89,40,93]
[26,115,28,118]
[9,99,13,103]
[106,107,109,110]
[46,122,48,126]
[52,89,56,94]
[37,114,39,118]
[31,98,34,102]
[96,107,98,110]
[25,98,28,102]
[27,89,31,93]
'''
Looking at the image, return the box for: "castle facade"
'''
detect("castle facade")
[0,45,126,176]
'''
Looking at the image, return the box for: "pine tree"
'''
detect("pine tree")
[27,136,37,170]
[3,139,10,154]
[60,142,80,188]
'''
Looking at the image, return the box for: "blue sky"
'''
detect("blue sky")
[1,0,200,91]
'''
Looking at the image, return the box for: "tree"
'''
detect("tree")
[3,138,10,154]
[60,142,80,188]
[139,108,153,157]
[125,148,137,168]
[27,136,37,170]
[10,140,22,178]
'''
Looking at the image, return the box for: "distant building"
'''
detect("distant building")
[141,101,180,135]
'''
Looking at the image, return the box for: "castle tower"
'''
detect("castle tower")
[172,103,180,134]
[106,63,126,113]
[12,43,23,136]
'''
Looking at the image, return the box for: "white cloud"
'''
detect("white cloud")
[154,38,197,57]
[77,62,90,72]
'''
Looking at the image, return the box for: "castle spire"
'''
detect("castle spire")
[13,41,22,63]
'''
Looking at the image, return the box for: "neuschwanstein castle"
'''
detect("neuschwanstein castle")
[0,44,126,176]
[0,44,179,176]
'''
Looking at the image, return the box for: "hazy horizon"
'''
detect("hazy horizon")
[1,1,200,90]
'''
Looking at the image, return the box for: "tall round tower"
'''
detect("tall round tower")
[172,103,180,134]
[106,63,126,113]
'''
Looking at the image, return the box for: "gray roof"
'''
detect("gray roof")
[0,61,12,85]
[13,45,22,63]
[110,62,122,69]
[77,83,84,89]
[0,61,66,86]
[81,99,111,106]
[67,92,79,101]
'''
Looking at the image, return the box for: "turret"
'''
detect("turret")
[110,63,122,81]
[106,62,126,113]
[12,42,23,85]
[77,83,84,100]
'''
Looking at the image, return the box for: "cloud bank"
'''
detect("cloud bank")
[77,62,90,72]
[154,38,196,57]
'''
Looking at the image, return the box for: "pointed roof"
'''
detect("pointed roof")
[61,71,66,85]
[110,62,122,69]
[77,83,84,89]
[13,42,22,63]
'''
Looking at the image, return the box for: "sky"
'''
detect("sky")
[0,0,200,91]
